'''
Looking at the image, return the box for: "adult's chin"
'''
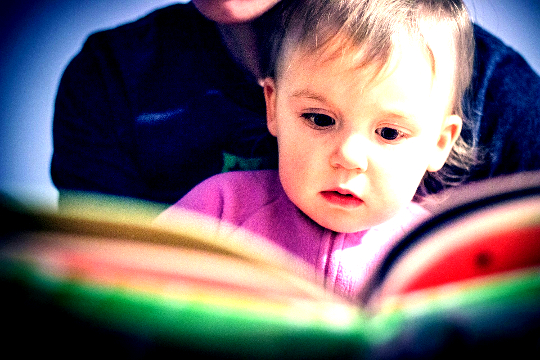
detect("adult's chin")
[192,0,281,24]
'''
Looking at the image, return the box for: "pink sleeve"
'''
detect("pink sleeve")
[153,175,226,225]
[153,170,281,227]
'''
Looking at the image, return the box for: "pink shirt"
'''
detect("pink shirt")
[155,170,430,300]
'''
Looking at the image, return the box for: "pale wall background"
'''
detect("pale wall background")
[0,0,539,210]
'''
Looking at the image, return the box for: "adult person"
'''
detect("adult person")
[51,0,540,207]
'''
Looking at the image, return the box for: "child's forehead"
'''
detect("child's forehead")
[279,33,457,115]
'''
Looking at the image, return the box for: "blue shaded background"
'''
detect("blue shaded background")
[0,0,538,209]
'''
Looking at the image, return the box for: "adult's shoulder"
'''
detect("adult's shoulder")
[471,24,540,100]
[81,3,217,56]
[465,25,540,180]
[473,24,508,56]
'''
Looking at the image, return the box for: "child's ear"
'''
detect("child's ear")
[427,115,462,172]
[263,78,278,137]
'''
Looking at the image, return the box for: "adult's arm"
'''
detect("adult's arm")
[51,33,148,204]
[51,4,275,207]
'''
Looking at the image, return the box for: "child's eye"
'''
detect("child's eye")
[375,127,407,142]
[301,113,336,128]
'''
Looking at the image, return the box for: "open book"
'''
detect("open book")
[1,171,539,359]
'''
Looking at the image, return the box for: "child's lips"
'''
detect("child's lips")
[320,189,364,208]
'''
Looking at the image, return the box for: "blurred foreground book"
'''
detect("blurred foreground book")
[1,172,539,359]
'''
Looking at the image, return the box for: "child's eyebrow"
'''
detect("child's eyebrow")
[290,89,328,103]
[381,110,416,121]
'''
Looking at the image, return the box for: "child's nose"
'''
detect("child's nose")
[330,134,368,172]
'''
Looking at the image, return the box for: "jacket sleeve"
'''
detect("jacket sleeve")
[51,33,149,206]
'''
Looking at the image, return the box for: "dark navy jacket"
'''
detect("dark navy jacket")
[51,2,540,205]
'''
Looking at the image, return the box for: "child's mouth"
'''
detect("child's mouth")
[320,190,364,208]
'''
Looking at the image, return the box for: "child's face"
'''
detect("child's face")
[264,40,462,233]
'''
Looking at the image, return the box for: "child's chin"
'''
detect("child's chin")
[318,220,370,234]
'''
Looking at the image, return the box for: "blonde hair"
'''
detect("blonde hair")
[267,0,477,198]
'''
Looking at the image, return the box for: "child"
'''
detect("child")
[155,0,476,300]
